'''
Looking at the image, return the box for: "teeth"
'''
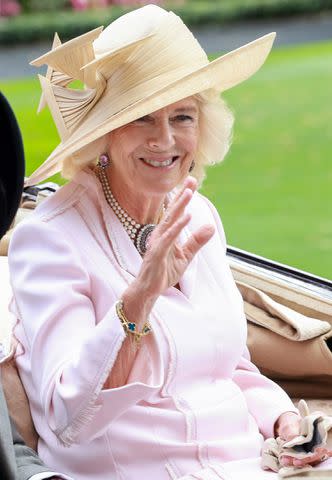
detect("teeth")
[142,157,173,167]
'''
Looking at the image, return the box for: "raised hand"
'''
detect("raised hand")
[136,175,215,300]
[112,176,215,386]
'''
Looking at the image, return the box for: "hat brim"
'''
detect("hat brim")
[0,92,25,237]
[26,32,275,186]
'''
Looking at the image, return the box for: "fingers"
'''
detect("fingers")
[148,177,198,256]
[292,452,323,467]
[173,175,197,201]
[157,176,198,239]
[158,187,193,236]
[165,176,197,216]
[296,447,330,466]
[159,212,192,252]
[281,448,329,468]
[182,224,215,262]
[149,175,212,259]
[281,454,310,467]
[280,456,292,467]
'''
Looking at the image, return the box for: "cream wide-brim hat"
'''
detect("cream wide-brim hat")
[26,4,276,186]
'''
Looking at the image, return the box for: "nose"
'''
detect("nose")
[146,119,175,151]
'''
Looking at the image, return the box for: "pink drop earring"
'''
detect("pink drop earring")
[98,153,110,168]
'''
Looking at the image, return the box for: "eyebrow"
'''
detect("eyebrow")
[173,106,198,114]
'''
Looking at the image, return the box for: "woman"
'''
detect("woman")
[8,5,332,480]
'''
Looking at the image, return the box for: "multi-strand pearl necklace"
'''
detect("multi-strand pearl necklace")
[97,166,164,256]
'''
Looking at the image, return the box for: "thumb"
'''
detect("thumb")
[182,224,215,261]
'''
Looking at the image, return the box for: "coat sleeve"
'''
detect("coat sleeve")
[12,416,74,480]
[0,381,50,480]
[232,347,297,438]
[11,417,49,480]
[9,218,162,447]
[200,194,297,439]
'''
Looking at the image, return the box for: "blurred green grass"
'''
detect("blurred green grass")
[0,40,331,278]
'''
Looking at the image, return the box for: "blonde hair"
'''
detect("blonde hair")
[62,88,234,185]
[193,89,234,185]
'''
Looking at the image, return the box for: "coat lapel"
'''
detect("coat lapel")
[75,169,143,279]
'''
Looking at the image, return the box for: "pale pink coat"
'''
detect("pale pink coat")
[8,169,302,479]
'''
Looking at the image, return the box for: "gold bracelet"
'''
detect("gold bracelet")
[115,299,152,346]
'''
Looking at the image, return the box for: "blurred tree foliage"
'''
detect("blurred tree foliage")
[18,0,70,12]
[16,0,160,12]
[2,0,332,44]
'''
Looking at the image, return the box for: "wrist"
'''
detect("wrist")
[121,281,157,326]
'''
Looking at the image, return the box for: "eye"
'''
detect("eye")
[173,114,196,123]
[132,115,152,124]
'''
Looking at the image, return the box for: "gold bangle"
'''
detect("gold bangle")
[115,299,152,346]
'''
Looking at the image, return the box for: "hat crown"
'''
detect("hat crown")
[89,6,208,84]
[87,9,209,120]
[93,5,168,57]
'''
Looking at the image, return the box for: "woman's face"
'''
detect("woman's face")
[107,97,199,198]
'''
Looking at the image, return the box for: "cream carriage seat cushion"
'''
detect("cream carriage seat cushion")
[0,255,38,450]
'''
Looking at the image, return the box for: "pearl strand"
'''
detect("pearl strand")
[97,166,164,255]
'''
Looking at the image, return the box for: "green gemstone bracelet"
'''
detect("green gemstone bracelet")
[116,299,152,346]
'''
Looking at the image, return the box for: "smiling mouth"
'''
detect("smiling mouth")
[139,156,180,167]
